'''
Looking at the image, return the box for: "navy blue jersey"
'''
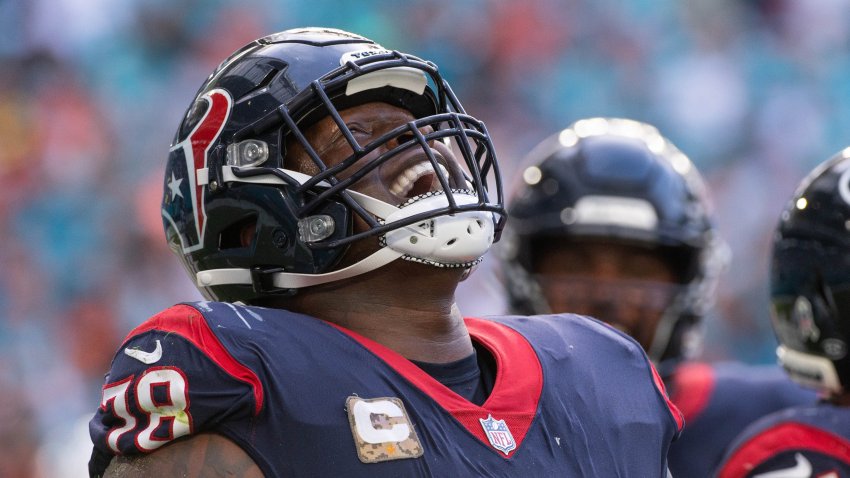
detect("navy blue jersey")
[715,404,850,478]
[90,303,682,477]
[666,361,818,477]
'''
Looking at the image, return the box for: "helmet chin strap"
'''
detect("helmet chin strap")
[196,187,495,291]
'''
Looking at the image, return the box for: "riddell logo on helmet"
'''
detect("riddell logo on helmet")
[340,49,391,66]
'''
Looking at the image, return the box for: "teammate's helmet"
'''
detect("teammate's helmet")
[162,28,504,303]
[502,118,725,362]
[770,150,850,395]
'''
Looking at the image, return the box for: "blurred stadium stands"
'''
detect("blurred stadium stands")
[2,0,850,475]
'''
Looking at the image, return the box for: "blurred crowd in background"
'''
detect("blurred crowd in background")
[2,0,850,475]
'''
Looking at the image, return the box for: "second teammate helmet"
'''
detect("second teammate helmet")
[771,150,850,395]
[502,118,726,362]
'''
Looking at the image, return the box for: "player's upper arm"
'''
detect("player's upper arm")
[102,433,263,477]
[90,304,262,473]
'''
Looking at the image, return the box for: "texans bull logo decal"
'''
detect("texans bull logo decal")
[162,88,232,253]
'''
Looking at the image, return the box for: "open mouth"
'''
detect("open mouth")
[390,161,450,199]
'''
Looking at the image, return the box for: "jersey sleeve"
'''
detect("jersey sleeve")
[88,304,263,463]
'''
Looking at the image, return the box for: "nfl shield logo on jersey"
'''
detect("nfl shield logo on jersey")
[479,414,516,455]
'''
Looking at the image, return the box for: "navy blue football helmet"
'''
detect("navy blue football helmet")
[771,150,850,395]
[162,28,504,303]
[502,118,726,363]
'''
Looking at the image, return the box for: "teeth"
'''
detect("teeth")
[391,162,450,197]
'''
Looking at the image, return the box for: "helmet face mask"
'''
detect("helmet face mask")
[162,28,505,303]
[529,237,688,346]
[533,268,686,353]
[501,118,726,364]
[771,154,850,394]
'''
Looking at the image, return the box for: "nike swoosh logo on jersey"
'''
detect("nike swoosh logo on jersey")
[753,453,812,478]
[124,340,163,364]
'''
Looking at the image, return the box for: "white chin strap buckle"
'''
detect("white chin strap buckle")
[381,193,495,267]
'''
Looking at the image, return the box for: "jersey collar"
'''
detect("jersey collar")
[328,317,543,458]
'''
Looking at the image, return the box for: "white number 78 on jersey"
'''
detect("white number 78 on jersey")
[100,366,193,453]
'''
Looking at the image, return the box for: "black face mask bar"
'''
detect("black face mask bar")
[227,50,505,250]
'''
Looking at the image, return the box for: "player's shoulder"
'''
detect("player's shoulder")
[673,360,814,392]
[488,313,645,354]
[710,361,795,384]
[123,302,208,343]
[670,361,817,422]
[710,362,816,402]
[103,300,315,418]
[485,314,659,388]
[124,301,330,348]
[106,301,270,399]
[738,403,850,437]
[489,313,684,434]
[716,403,850,478]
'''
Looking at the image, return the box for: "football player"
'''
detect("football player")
[500,117,816,477]
[715,150,850,477]
[88,29,682,477]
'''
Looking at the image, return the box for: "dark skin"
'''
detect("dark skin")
[105,102,475,476]
[834,393,850,406]
[105,434,264,477]
[533,239,680,353]
[275,102,473,362]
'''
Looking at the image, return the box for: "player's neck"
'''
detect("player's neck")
[334,300,474,363]
[279,261,475,363]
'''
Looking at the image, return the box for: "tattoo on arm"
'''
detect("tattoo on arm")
[104,433,263,477]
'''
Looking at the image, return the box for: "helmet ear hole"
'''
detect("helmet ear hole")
[219,216,258,250]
